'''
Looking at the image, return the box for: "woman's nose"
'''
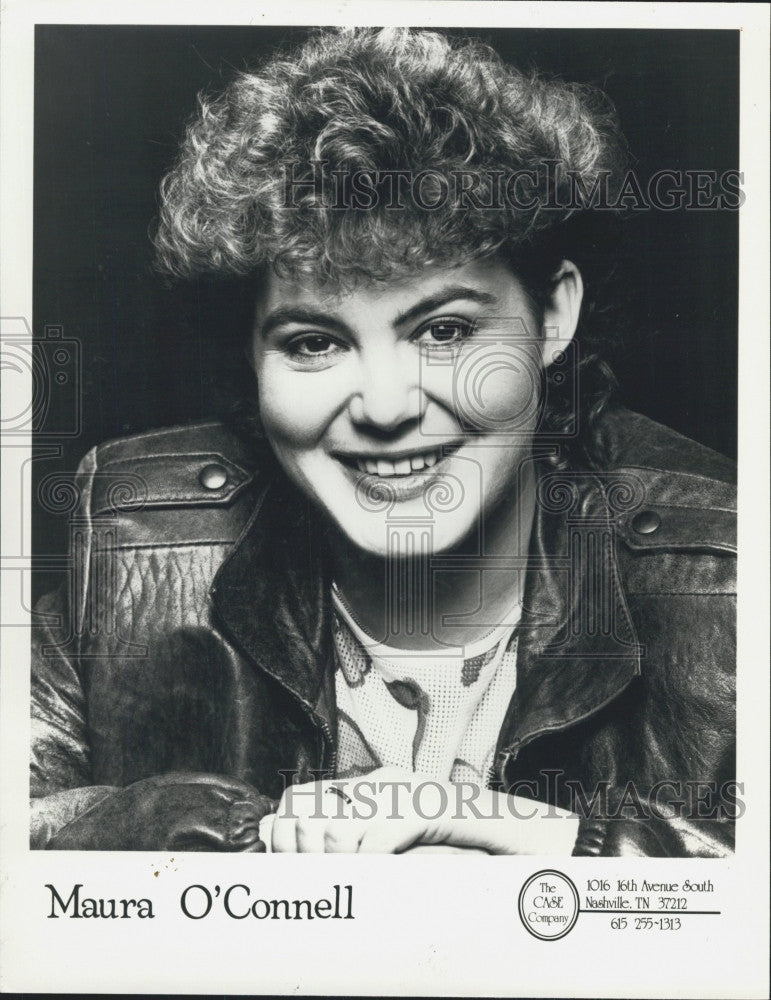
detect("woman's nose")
[348,349,426,433]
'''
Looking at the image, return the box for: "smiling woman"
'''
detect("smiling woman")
[30,27,736,858]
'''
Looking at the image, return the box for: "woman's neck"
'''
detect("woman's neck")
[329,465,537,652]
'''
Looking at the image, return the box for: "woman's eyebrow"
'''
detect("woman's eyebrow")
[258,285,497,338]
[258,307,351,339]
[393,286,498,328]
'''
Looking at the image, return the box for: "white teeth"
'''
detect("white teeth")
[351,448,453,476]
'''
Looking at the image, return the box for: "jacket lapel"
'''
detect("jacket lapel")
[507,470,642,752]
[211,474,333,717]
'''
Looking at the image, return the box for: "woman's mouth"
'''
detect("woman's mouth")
[332,441,467,504]
[336,442,464,478]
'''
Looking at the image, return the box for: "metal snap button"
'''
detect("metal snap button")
[631,510,661,535]
[199,463,228,490]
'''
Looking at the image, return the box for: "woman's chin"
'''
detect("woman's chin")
[327,508,473,560]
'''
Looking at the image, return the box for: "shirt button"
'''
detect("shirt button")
[631,510,661,535]
[199,463,228,490]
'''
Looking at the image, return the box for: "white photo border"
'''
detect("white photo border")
[1,3,768,997]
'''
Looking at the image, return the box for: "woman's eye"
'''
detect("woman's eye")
[417,319,474,348]
[287,334,340,360]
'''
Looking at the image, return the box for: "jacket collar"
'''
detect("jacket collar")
[211,466,641,747]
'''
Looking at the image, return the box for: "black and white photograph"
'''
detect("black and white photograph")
[1,2,768,997]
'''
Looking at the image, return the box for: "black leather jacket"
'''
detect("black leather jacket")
[31,407,737,855]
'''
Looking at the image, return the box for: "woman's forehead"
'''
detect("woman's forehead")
[255,257,526,324]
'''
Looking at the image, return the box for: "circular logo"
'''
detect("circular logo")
[518,870,580,940]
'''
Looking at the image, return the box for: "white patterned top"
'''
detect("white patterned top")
[331,585,520,785]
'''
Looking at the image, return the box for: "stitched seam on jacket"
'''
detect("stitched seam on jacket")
[97,419,222,453]
[611,463,735,491]
[621,501,736,514]
[103,541,238,552]
[613,462,734,480]
[100,451,247,471]
[623,590,736,597]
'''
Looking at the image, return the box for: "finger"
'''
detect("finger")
[295,815,327,853]
[323,818,367,854]
[270,812,299,853]
[270,782,315,854]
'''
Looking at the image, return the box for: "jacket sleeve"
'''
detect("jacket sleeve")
[567,677,737,859]
[30,585,119,846]
[30,442,276,851]
[572,801,735,858]
[31,585,276,851]
[571,636,737,859]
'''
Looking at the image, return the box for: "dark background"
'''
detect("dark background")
[32,26,739,598]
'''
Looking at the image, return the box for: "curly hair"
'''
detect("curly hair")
[154,27,629,467]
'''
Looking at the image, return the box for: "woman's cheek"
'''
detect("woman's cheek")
[418,364,460,421]
[484,363,542,431]
[257,367,344,446]
[431,347,542,434]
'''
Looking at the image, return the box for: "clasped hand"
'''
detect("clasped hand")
[264,767,579,855]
